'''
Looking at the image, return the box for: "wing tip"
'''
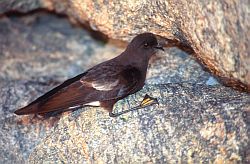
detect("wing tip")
[14,104,38,115]
[14,107,29,115]
[14,109,22,115]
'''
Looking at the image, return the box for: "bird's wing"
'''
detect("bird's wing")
[15,63,142,115]
[80,64,142,96]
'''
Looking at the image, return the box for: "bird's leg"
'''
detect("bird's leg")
[109,94,159,117]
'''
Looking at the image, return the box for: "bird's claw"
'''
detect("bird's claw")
[110,94,159,117]
[140,94,159,107]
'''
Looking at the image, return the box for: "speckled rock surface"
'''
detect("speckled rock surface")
[0,0,249,91]
[27,84,250,163]
[0,12,120,82]
[0,11,249,163]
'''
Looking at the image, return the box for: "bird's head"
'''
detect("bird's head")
[126,33,164,59]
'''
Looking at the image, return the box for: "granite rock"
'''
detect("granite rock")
[0,11,249,163]
[28,84,250,163]
[0,0,249,91]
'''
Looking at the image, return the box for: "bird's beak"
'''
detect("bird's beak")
[154,44,164,51]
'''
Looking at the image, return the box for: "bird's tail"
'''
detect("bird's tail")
[14,103,39,115]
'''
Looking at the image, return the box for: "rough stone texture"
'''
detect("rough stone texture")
[0,0,249,91]
[0,80,53,163]
[0,0,41,13]
[0,12,120,82]
[27,84,250,163]
[0,9,250,163]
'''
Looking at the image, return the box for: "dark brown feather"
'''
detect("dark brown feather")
[15,64,142,115]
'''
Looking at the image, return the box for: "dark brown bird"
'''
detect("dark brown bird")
[14,33,164,117]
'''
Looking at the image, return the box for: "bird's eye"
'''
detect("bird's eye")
[144,43,149,48]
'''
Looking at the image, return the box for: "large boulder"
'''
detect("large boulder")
[28,84,250,163]
[0,0,249,91]
[0,4,249,164]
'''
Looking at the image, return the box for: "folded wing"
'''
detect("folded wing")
[15,63,142,115]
